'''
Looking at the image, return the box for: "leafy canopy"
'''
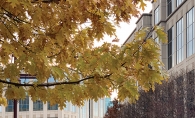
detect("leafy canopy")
[0,0,168,108]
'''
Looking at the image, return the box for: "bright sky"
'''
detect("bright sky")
[103,1,152,47]
[111,1,152,100]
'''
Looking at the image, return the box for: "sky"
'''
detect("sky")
[117,2,152,45]
[104,1,153,46]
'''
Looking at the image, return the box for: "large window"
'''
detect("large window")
[167,0,172,16]
[176,18,183,64]
[71,105,76,112]
[100,99,104,117]
[154,6,160,24]
[79,102,87,118]
[6,100,14,112]
[64,102,70,111]
[176,0,183,7]
[168,27,174,69]
[33,100,43,111]
[48,102,58,110]
[19,96,29,111]
[93,101,99,116]
[186,7,194,57]
[104,98,111,114]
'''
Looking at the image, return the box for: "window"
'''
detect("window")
[176,18,183,64]
[155,37,159,44]
[48,102,58,110]
[168,27,174,69]
[64,102,70,111]
[79,102,87,118]
[100,99,104,117]
[71,105,76,112]
[19,96,29,111]
[154,6,160,24]
[176,0,183,7]
[186,7,194,57]
[93,101,98,116]
[167,0,172,16]
[6,100,14,112]
[104,98,111,114]
[20,78,29,84]
[33,100,43,111]
[20,74,36,83]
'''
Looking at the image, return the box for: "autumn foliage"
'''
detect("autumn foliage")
[0,0,168,108]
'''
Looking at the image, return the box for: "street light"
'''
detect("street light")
[13,74,36,118]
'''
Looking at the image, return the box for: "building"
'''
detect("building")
[122,0,195,117]
[0,76,111,118]
[124,0,195,73]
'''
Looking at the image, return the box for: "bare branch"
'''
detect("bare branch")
[0,74,112,87]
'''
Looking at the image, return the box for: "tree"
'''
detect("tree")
[104,99,123,118]
[0,0,168,108]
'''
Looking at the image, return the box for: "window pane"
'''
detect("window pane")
[104,98,111,114]
[93,101,98,116]
[177,18,183,63]
[177,0,183,7]
[6,100,14,112]
[168,27,173,69]
[167,0,172,16]
[154,6,160,24]
[180,34,183,48]
[48,102,58,110]
[80,101,87,118]
[19,96,29,111]
[33,100,43,111]
[72,105,76,112]
[189,41,193,56]
[187,8,194,57]
[189,11,193,24]
[189,25,193,40]
[64,102,70,111]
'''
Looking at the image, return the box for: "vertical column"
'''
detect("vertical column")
[14,100,17,118]
[43,102,47,118]
[58,107,63,118]
[17,101,19,118]
[91,101,93,118]
[2,106,5,118]
[29,98,33,118]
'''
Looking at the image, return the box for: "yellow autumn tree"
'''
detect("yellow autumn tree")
[0,0,168,108]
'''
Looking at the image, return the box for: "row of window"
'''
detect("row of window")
[167,0,184,17]
[6,98,58,112]
[168,7,194,69]
[155,0,185,25]
[79,98,111,118]
[6,101,77,112]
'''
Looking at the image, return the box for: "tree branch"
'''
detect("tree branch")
[31,0,65,4]
[0,74,112,87]
[1,7,30,24]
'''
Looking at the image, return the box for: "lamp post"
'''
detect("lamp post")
[13,74,36,118]
[13,99,17,118]
[89,99,90,118]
